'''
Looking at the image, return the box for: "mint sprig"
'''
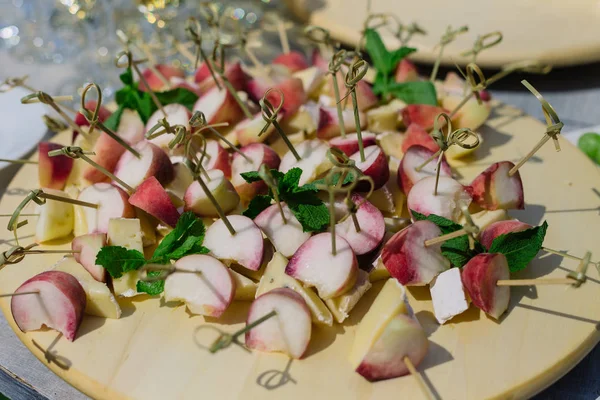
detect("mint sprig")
[95,212,209,295]
[412,210,484,268]
[364,28,437,105]
[488,221,548,272]
[241,168,329,232]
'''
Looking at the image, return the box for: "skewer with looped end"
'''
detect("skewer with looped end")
[497,251,592,287]
[1,76,78,114]
[7,188,98,243]
[509,80,563,176]
[262,12,294,55]
[188,111,251,162]
[0,243,80,268]
[314,166,364,255]
[79,83,141,158]
[304,25,334,60]
[115,50,167,118]
[326,147,364,179]
[355,13,390,53]
[423,205,479,249]
[387,16,427,47]
[260,88,300,161]
[20,91,90,141]
[430,25,469,82]
[145,116,178,142]
[340,174,375,233]
[48,146,135,194]
[42,115,68,133]
[116,30,171,91]
[461,31,503,65]
[328,50,358,139]
[184,17,221,88]
[414,113,479,195]
[342,59,369,162]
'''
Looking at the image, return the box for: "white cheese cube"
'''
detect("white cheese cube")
[430,268,470,324]
[108,218,144,297]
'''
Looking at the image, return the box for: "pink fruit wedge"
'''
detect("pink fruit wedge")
[479,220,532,249]
[466,161,525,210]
[397,145,451,194]
[78,183,135,234]
[38,142,73,190]
[407,176,472,222]
[461,253,510,319]
[113,140,174,190]
[349,145,390,190]
[336,194,385,255]
[71,233,107,282]
[129,176,180,228]
[329,132,377,156]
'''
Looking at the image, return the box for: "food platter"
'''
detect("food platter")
[285,0,600,67]
[1,100,599,399]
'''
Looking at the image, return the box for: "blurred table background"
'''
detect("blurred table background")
[0,1,599,399]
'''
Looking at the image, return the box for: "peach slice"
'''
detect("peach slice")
[279,139,330,186]
[349,145,390,190]
[459,209,509,239]
[407,176,472,222]
[286,232,358,299]
[245,288,312,359]
[479,220,532,249]
[200,139,231,178]
[397,145,451,194]
[169,76,202,96]
[71,233,107,283]
[145,104,191,149]
[74,100,110,127]
[204,215,264,271]
[83,132,127,184]
[430,267,470,324]
[35,188,74,243]
[164,254,235,317]
[394,58,419,82]
[78,183,135,234]
[311,48,329,72]
[382,220,450,285]
[329,132,377,156]
[254,203,311,258]
[466,161,525,210]
[461,253,510,319]
[115,108,145,145]
[231,143,281,202]
[336,194,385,255]
[257,252,333,326]
[350,279,428,381]
[129,176,180,228]
[317,106,367,139]
[401,123,439,154]
[196,62,247,94]
[234,113,279,146]
[114,140,174,190]
[38,142,73,190]
[165,162,194,202]
[184,169,240,218]
[138,64,185,92]
[401,104,448,128]
[326,71,378,111]
[247,77,306,117]
[273,51,310,73]
[11,271,86,341]
[193,86,245,126]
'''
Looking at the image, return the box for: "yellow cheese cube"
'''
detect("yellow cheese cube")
[108,218,144,297]
[325,270,372,323]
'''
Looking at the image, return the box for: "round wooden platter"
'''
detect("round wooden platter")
[285,0,600,68]
[1,101,600,400]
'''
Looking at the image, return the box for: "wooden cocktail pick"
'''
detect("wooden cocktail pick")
[541,247,599,269]
[304,25,334,61]
[508,80,563,176]
[403,356,435,400]
[260,88,301,161]
[1,76,78,114]
[32,333,71,370]
[188,111,251,162]
[0,243,79,268]
[461,31,503,65]
[184,17,221,89]
[388,17,427,47]
[79,83,141,158]
[258,164,285,223]
[115,50,167,117]
[430,25,469,82]
[48,146,135,193]
[328,50,357,139]
[20,91,90,141]
[414,113,479,195]
[355,13,389,53]
[342,58,369,162]
[424,205,479,249]
[262,12,294,55]
[0,158,37,165]
[116,30,171,90]
[42,115,68,133]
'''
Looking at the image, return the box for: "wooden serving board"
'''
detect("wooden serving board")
[286,0,600,67]
[1,102,599,400]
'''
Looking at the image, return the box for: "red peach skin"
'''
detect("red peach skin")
[466,161,525,210]
[273,51,310,73]
[461,253,510,319]
[401,123,439,154]
[401,104,448,129]
[38,142,73,190]
[138,64,185,92]
[129,176,180,227]
[74,100,111,127]
[397,145,451,194]
[11,271,86,341]
[83,133,126,183]
[329,133,377,157]
[72,233,107,282]
[479,220,532,249]
[394,59,419,83]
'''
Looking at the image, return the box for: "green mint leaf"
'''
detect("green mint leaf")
[103,105,125,132]
[154,88,199,111]
[312,171,356,187]
[279,168,303,195]
[372,72,389,96]
[95,246,146,278]
[152,212,206,262]
[411,210,484,267]
[389,47,417,70]
[289,202,330,232]
[240,171,262,183]
[387,81,438,105]
[243,195,273,219]
[136,271,164,296]
[119,68,134,86]
[488,221,548,272]
[364,28,393,75]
